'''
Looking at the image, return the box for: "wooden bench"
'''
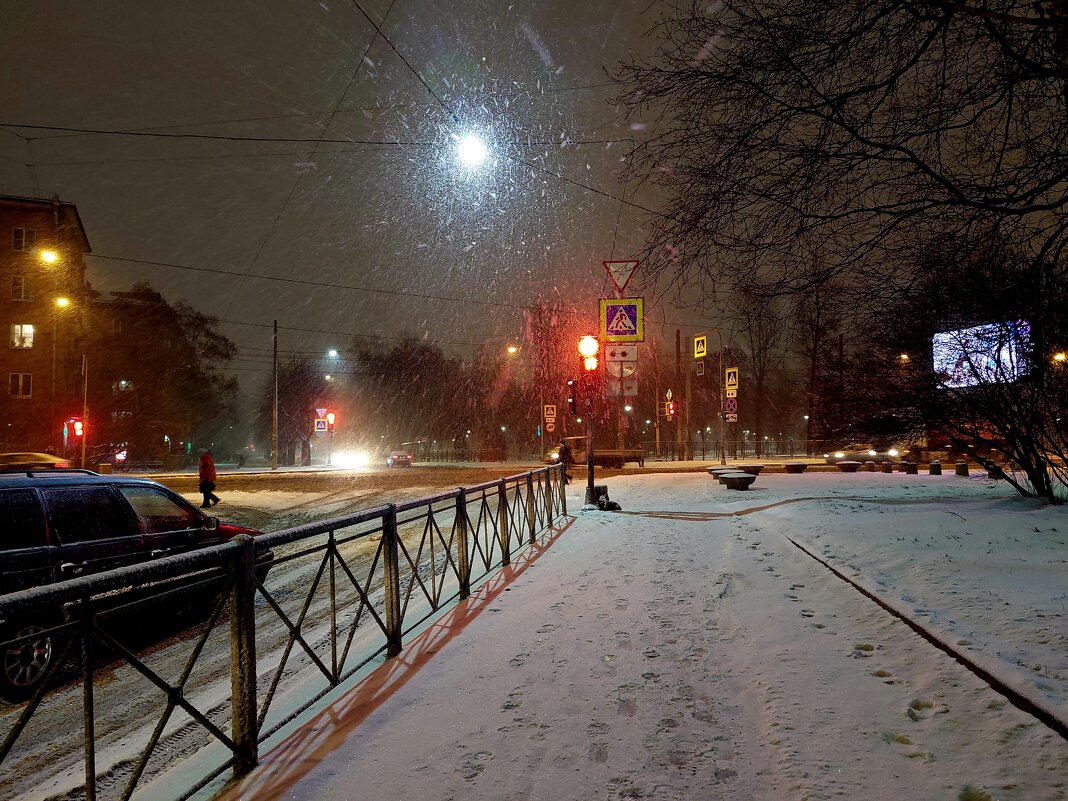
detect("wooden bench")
[784,462,807,474]
[719,471,757,490]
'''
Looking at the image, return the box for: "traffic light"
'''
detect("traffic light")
[665,401,677,420]
[578,335,599,372]
[68,417,85,437]
[566,378,578,414]
[326,411,336,433]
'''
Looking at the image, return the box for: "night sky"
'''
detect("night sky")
[0,1,708,394]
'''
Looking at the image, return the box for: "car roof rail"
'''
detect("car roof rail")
[27,468,101,477]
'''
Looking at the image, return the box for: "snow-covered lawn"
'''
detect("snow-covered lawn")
[209,470,1067,801]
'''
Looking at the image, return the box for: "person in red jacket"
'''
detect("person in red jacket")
[198,449,220,508]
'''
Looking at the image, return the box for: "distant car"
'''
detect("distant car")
[0,470,272,702]
[0,452,73,471]
[386,451,413,467]
[823,443,909,464]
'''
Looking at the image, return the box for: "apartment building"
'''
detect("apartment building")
[0,195,91,452]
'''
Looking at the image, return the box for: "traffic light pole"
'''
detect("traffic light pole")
[584,402,596,506]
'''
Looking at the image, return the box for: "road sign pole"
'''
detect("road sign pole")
[716,331,725,464]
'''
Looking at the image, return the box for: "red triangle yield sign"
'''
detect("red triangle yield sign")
[603,260,639,294]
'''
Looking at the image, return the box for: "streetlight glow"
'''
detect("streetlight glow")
[39,249,60,264]
[327,349,338,358]
[506,345,518,355]
[1054,352,1066,363]
[55,296,70,308]
[457,134,488,167]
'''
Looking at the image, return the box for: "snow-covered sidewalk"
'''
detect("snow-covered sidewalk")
[211,471,1068,801]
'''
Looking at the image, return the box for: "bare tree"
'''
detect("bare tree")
[615,0,1068,309]
[616,1,1068,499]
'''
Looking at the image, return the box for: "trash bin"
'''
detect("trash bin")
[955,461,969,477]
[97,462,113,474]
[929,460,942,476]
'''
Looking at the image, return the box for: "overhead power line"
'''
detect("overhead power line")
[90,253,526,311]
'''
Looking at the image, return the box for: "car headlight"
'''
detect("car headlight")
[887,448,899,457]
[867,450,877,457]
[550,453,559,461]
[834,452,845,459]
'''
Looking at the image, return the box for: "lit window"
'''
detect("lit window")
[11,276,29,301]
[8,373,31,398]
[12,228,36,251]
[9,324,34,349]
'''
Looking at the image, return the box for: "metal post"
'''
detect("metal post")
[558,464,568,516]
[51,310,58,452]
[455,489,471,599]
[328,528,337,681]
[229,535,259,774]
[526,473,536,544]
[715,330,725,465]
[543,467,553,527]
[685,337,692,461]
[81,598,96,801]
[382,504,402,657]
[497,482,511,565]
[584,411,596,505]
[271,320,278,470]
[675,329,683,461]
[80,355,88,470]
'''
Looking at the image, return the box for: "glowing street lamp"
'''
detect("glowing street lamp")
[327,349,339,358]
[456,134,488,167]
[39,249,60,264]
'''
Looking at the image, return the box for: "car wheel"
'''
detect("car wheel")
[0,621,60,703]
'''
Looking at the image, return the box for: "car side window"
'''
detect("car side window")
[42,487,134,543]
[118,487,200,533]
[0,489,47,549]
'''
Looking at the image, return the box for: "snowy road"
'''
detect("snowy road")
[214,470,1068,801]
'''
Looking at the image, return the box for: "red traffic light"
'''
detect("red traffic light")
[68,417,85,437]
[326,412,336,425]
[665,401,677,419]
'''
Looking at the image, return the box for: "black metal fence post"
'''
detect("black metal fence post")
[229,535,259,775]
[456,489,471,599]
[526,473,537,544]
[328,528,337,681]
[382,504,403,657]
[542,468,552,529]
[558,464,567,516]
[80,598,96,801]
[497,481,511,565]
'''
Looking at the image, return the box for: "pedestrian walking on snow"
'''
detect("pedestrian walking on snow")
[199,449,220,508]
[557,440,574,485]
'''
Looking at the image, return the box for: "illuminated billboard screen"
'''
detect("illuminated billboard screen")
[932,321,1030,389]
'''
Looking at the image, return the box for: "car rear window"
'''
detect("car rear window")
[42,487,134,543]
[0,489,47,549]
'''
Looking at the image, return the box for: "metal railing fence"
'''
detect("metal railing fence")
[0,465,567,801]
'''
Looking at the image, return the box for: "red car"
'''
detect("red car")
[386,451,413,467]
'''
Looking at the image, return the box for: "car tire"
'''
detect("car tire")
[0,619,64,703]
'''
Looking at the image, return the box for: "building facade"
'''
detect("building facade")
[0,195,91,453]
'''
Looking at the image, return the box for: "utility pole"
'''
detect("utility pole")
[715,330,726,465]
[684,335,692,461]
[675,329,683,461]
[272,320,279,470]
[80,355,88,469]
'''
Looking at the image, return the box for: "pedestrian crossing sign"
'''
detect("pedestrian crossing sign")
[600,298,644,342]
[725,367,739,390]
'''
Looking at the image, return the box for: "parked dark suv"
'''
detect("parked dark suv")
[0,470,271,701]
